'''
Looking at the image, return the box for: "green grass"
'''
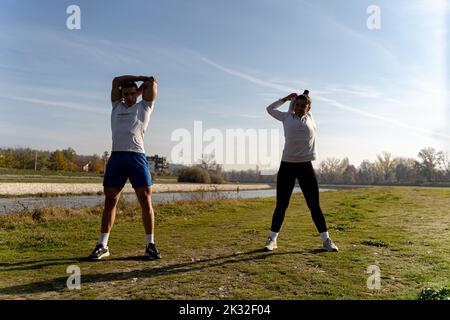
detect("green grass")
[1,186,450,300]
[0,168,103,177]
[0,167,178,184]
[0,169,103,184]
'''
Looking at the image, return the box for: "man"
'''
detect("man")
[89,75,160,261]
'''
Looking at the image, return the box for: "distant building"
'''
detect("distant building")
[82,163,90,172]
[147,154,168,174]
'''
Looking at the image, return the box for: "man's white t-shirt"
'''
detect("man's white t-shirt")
[266,99,317,163]
[110,99,155,153]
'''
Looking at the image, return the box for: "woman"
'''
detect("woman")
[265,90,338,252]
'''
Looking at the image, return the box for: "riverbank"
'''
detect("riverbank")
[0,187,337,215]
[1,186,450,299]
[0,182,272,198]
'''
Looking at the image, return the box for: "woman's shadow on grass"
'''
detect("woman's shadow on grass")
[0,248,323,296]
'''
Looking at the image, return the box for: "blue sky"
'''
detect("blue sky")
[0,0,449,170]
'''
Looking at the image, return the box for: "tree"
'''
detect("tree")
[101,151,109,173]
[56,151,67,171]
[417,147,441,182]
[318,157,342,183]
[90,154,104,173]
[36,151,51,170]
[159,168,170,176]
[436,151,449,182]
[357,160,376,184]
[199,153,225,183]
[101,151,109,163]
[395,157,418,184]
[13,148,35,169]
[375,151,397,183]
[3,149,17,168]
[343,164,357,184]
[209,164,225,184]
[48,150,67,171]
[200,153,217,171]
[61,147,78,171]
[62,147,77,163]
[437,151,449,173]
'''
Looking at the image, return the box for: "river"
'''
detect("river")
[0,187,341,215]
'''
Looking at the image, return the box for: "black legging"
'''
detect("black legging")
[270,161,328,233]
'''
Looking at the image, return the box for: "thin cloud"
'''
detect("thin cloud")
[0,121,109,153]
[197,55,290,92]
[302,1,398,62]
[0,28,150,73]
[322,85,382,99]
[3,96,109,115]
[205,109,264,119]
[197,55,450,141]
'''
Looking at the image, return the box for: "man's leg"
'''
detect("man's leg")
[128,152,160,258]
[134,186,154,235]
[134,185,161,259]
[89,186,123,260]
[101,186,124,234]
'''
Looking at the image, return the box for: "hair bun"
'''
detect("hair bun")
[303,90,309,96]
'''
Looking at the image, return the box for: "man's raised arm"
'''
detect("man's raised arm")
[111,75,148,102]
[142,76,158,102]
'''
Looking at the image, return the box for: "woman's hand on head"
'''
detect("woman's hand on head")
[288,93,298,100]
[282,93,298,102]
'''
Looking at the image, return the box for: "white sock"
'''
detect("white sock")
[146,234,154,245]
[98,233,110,247]
[320,231,329,242]
[269,231,279,241]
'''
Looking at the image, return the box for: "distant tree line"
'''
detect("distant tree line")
[0,147,109,174]
[223,168,275,183]
[222,147,450,186]
[317,148,449,186]
[2,146,448,186]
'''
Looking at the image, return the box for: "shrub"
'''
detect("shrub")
[418,287,450,300]
[209,171,224,184]
[177,166,211,183]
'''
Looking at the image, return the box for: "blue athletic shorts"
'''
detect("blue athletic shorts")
[103,151,153,188]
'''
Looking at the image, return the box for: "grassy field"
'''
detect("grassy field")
[0,169,102,184]
[0,186,449,300]
[0,168,180,184]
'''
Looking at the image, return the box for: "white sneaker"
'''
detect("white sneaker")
[264,237,278,251]
[323,238,339,252]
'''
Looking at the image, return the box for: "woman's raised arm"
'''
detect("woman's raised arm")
[266,93,298,121]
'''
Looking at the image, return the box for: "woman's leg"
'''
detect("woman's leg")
[270,162,296,233]
[296,162,328,233]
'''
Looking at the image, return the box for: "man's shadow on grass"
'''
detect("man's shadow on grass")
[0,248,324,295]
